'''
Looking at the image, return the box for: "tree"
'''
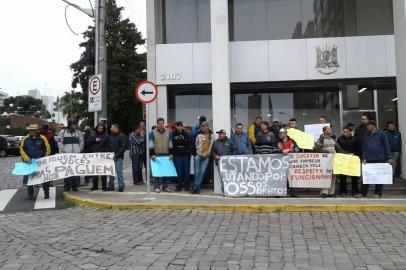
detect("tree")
[70,0,146,133]
[59,91,85,120]
[0,96,51,119]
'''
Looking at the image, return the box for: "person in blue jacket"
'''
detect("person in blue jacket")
[385,121,402,179]
[230,123,252,155]
[361,120,393,198]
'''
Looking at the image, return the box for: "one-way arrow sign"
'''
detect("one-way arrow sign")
[135,81,158,104]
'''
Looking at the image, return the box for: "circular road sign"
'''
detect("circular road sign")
[89,75,102,95]
[135,81,158,104]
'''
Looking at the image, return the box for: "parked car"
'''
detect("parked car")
[15,136,24,145]
[0,135,20,156]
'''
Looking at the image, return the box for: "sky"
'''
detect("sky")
[0,0,146,99]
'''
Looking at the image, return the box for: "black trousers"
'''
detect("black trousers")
[92,176,107,189]
[360,160,385,196]
[23,176,50,197]
[338,175,359,195]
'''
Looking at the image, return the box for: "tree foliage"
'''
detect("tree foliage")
[0,96,50,119]
[59,91,85,120]
[70,0,146,133]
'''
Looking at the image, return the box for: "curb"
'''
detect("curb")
[63,193,406,212]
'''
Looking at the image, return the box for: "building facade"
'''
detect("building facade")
[147,0,406,177]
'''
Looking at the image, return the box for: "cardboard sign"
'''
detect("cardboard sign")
[362,163,393,184]
[287,128,315,150]
[333,153,361,177]
[219,154,290,197]
[288,153,333,188]
[27,153,116,186]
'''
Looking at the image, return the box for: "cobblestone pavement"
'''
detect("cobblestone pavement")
[0,156,22,190]
[1,209,406,270]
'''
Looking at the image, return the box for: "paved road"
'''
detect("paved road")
[1,209,406,269]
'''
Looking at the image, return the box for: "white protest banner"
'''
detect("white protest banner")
[304,124,330,142]
[219,154,290,197]
[288,153,333,188]
[27,153,116,186]
[362,163,393,185]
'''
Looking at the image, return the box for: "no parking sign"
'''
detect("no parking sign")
[88,75,102,112]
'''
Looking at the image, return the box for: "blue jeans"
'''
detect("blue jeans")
[194,155,209,192]
[109,158,125,190]
[131,154,143,183]
[173,156,190,190]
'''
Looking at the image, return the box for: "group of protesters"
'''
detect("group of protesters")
[19,113,401,199]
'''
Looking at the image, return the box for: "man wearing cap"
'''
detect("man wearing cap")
[20,124,51,200]
[171,121,193,191]
[361,120,393,198]
[212,129,235,164]
[58,118,84,191]
[231,123,252,155]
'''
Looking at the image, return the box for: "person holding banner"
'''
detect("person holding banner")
[255,121,278,154]
[86,124,109,191]
[337,126,360,197]
[149,118,173,193]
[107,124,128,192]
[316,126,346,198]
[19,124,51,200]
[231,123,252,155]
[58,119,84,192]
[248,116,262,147]
[361,120,393,198]
[212,130,235,163]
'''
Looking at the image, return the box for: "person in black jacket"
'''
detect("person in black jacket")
[86,124,109,191]
[354,114,370,158]
[107,123,128,192]
[171,121,193,192]
[337,127,360,197]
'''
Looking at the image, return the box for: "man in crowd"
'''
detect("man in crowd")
[248,116,262,147]
[270,119,281,136]
[171,121,192,192]
[337,126,360,197]
[212,129,235,164]
[361,120,393,198]
[139,120,147,173]
[319,116,327,124]
[39,124,58,155]
[129,125,145,185]
[276,128,299,197]
[289,118,298,130]
[20,124,51,200]
[255,121,277,154]
[86,123,108,191]
[192,116,206,138]
[385,121,402,179]
[193,121,214,194]
[231,123,252,155]
[107,123,128,192]
[58,119,84,192]
[354,114,370,159]
[315,126,346,198]
[150,118,173,193]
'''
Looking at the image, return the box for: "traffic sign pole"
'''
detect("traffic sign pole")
[146,102,151,198]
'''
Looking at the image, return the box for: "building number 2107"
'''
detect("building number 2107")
[160,72,182,81]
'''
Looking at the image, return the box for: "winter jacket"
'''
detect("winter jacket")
[171,130,192,156]
[129,132,145,157]
[248,124,261,146]
[363,130,392,162]
[231,132,252,155]
[276,139,299,154]
[255,131,277,154]
[315,134,346,154]
[195,132,214,158]
[58,128,84,154]
[108,132,128,159]
[337,135,357,154]
[39,129,59,155]
[385,130,402,153]
[149,128,172,156]
[19,134,51,162]
[354,124,368,157]
[212,138,235,157]
[86,132,108,153]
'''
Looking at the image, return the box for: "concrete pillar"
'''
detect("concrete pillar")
[157,85,168,121]
[211,0,231,193]
[393,0,406,178]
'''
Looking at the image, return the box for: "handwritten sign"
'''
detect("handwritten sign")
[288,153,333,188]
[287,128,315,150]
[304,124,330,142]
[27,153,116,186]
[362,163,393,184]
[151,156,178,177]
[219,155,289,197]
[333,153,361,177]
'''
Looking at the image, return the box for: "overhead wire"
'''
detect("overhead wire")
[65,5,80,35]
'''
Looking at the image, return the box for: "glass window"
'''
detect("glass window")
[268,0,302,40]
[377,87,397,130]
[342,84,374,111]
[163,0,210,43]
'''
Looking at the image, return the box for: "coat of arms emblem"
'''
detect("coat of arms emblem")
[315,45,339,75]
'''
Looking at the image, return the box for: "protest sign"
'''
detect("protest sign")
[219,154,290,197]
[362,163,393,184]
[333,153,361,177]
[12,160,39,176]
[304,124,330,141]
[288,153,333,188]
[287,128,315,150]
[151,156,178,177]
[27,153,116,186]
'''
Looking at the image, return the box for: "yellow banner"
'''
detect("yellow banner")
[333,153,361,177]
[287,128,315,150]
